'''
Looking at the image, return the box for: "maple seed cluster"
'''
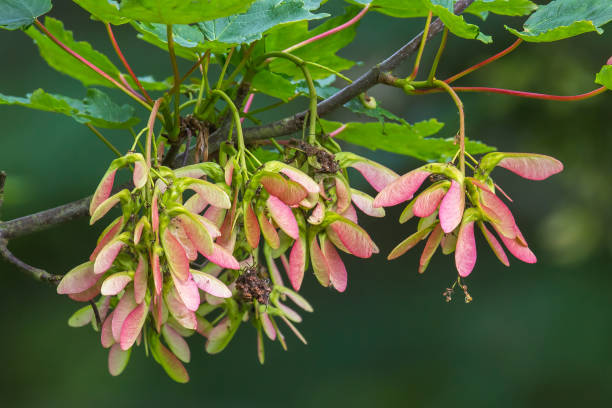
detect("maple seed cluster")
[55,137,398,381]
[373,152,564,279]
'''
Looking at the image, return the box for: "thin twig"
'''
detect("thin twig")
[0,236,62,284]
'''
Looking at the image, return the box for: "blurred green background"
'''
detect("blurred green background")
[1,1,611,407]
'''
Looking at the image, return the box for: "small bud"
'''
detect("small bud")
[403,84,415,93]
[359,93,377,109]
[607,56,612,65]
[461,284,473,304]
[442,287,454,303]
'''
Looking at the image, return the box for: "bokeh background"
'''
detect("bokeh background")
[1,1,611,407]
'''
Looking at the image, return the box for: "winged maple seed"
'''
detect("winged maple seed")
[56,135,398,379]
[374,152,563,283]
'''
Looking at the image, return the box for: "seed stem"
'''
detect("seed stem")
[85,123,121,157]
[427,27,448,84]
[167,25,182,139]
[409,11,432,81]
[105,23,153,102]
[34,19,153,112]
[445,39,523,84]
[211,89,247,176]
[433,79,465,175]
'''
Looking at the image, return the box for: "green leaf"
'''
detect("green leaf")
[320,119,495,162]
[595,65,612,90]
[506,0,612,42]
[252,70,297,101]
[0,88,139,129]
[366,0,429,17]
[198,0,328,45]
[425,0,492,43]
[131,22,213,61]
[25,17,122,87]
[71,0,256,25]
[265,6,360,79]
[343,98,407,124]
[251,147,283,163]
[76,88,140,128]
[132,0,327,60]
[362,0,491,42]
[465,0,537,17]
[0,0,51,30]
[25,17,167,89]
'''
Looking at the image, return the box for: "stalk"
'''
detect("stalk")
[283,4,370,53]
[427,27,448,84]
[447,86,608,101]
[255,52,318,144]
[216,48,235,90]
[433,79,465,174]
[105,23,153,102]
[241,93,255,124]
[194,51,211,114]
[147,99,164,168]
[34,19,152,111]
[225,43,257,87]
[85,123,121,157]
[415,85,608,101]
[198,48,235,119]
[445,39,523,84]
[211,90,247,175]
[409,11,432,81]
[167,25,182,139]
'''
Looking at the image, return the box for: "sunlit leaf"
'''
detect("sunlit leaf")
[198,0,327,44]
[72,0,256,25]
[595,65,612,90]
[506,0,612,42]
[0,0,51,30]
[252,70,296,102]
[364,0,491,42]
[466,0,537,17]
[0,89,138,129]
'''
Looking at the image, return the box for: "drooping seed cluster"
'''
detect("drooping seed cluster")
[373,152,563,282]
[56,139,398,381]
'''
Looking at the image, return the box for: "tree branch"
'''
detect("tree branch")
[0,236,62,284]
[236,0,475,144]
[1,0,475,243]
[0,196,90,240]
